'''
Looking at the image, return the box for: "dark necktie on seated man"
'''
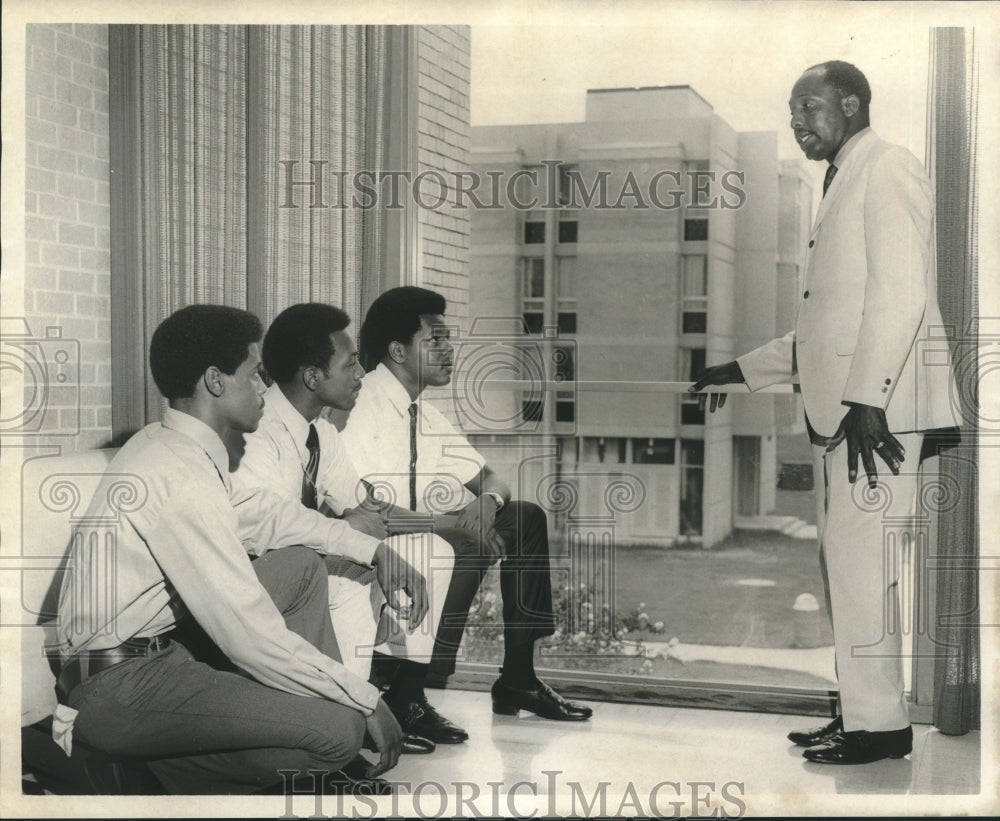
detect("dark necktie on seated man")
[408,403,418,512]
[302,423,320,511]
[823,163,838,197]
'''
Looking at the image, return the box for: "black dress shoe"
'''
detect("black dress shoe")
[787,714,843,747]
[389,697,468,744]
[803,726,913,765]
[491,678,593,721]
[401,732,435,754]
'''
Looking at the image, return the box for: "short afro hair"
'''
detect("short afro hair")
[263,303,352,384]
[808,60,872,110]
[149,304,263,400]
[359,287,447,371]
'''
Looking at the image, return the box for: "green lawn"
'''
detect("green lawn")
[610,530,833,649]
[463,528,834,683]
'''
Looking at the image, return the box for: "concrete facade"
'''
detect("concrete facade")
[466,87,812,547]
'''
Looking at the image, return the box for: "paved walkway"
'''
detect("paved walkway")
[645,637,837,681]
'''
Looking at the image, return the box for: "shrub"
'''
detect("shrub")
[462,569,660,674]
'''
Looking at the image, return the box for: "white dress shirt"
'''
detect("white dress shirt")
[236,382,367,515]
[56,408,380,713]
[341,363,486,514]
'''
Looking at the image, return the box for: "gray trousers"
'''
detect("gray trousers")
[66,546,365,794]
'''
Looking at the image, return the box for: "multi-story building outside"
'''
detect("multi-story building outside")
[462,86,812,548]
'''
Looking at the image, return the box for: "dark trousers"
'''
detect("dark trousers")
[429,501,555,677]
[66,546,365,794]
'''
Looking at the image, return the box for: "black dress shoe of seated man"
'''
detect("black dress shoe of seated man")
[390,696,469,744]
[491,678,592,721]
[803,726,913,765]
[787,714,843,747]
[401,732,435,754]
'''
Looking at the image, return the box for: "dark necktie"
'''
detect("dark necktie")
[302,423,320,510]
[408,403,418,511]
[822,163,838,197]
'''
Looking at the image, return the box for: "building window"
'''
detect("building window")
[521,257,544,332]
[680,348,706,425]
[524,221,545,244]
[520,256,577,335]
[682,254,708,333]
[556,390,576,423]
[580,437,628,464]
[680,438,705,536]
[556,256,577,333]
[558,220,578,244]
[521,397,543,422]
[683,218,708,241]
[632,438,676,465]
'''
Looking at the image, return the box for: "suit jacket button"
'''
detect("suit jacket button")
[881,387,889,393]
[884,378,891,384]
[808,240,815,248]
[803,291,810,299]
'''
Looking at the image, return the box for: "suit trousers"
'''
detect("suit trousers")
[429,501,556,677]
[813,432,923,732]
[66,546,365,794]
[325,532,455,673]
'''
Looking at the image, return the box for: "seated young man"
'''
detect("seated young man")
[234,302,456,751]
[341,286,593,741]
[54,304,428,794]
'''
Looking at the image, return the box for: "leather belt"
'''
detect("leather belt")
[56,634,173,703]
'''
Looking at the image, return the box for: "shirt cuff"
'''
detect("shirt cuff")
[324,520,380,565]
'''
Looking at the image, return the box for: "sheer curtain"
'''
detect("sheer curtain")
[110,25,387,435]
[246,26,385,329]
[925,26,980,735]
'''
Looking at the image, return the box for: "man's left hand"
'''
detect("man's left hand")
[830,403,906,487]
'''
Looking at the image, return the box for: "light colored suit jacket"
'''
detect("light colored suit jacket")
[738,130,960,437]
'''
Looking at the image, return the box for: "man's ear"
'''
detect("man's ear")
[388,341,406,365]
[301,366,319,391]
[203,366,225,397]
[841,94,860,119]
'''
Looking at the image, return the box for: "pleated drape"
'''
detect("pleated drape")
[110,25,386,432]
[925,26,980,735]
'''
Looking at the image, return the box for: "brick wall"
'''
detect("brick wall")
[19,24,470,449]
[24,24,111,450]
[416,26,472,327]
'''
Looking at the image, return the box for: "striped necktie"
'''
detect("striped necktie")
[302,423,320,510]
[408,403,418,511]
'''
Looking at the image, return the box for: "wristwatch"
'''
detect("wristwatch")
[484,491,505,511]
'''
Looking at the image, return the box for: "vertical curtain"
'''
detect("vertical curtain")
[926,27,980,735]
[136,26,249,421]
[246,26,385,331]
[111,25,387,432]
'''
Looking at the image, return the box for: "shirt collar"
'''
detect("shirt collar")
[370,362,417,416]
[162,407,230,481]
[265,382,312,449]
[832,126,872,169]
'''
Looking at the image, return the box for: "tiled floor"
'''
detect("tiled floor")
[379,689,988,816]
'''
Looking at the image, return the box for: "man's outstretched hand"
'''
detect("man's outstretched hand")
[688,360,746,412]
[830,403,905,488]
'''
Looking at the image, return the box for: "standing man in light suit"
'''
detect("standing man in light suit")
[691,61,960,764]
